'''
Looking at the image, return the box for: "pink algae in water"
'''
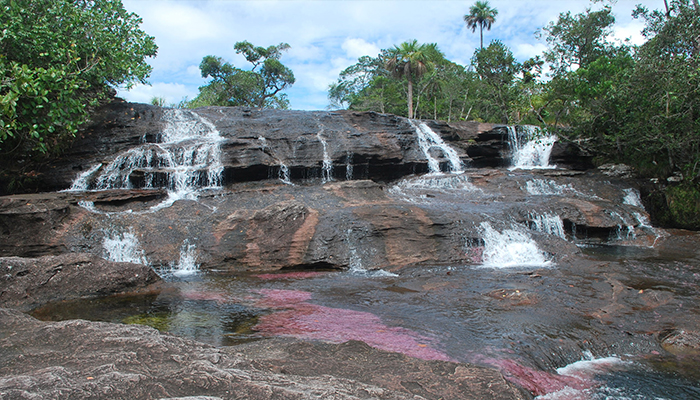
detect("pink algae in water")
[253,289,454,362]
[490,358,589,396]
[180,290,231,303]
[254,271,328,280]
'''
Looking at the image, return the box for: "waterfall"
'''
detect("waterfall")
[390,174,477,193]
[102,230,148,265]
[66,164,102,191]
[346,228,397,277]
[73,109,224,198]
[259,136,293,185]
[623,188,644,208]
[345,152,354,181]
[530,213,566,239]
[317,129,333,183]
[478,222,551,268]
[409,120,463,174]
[525,179,571,196]
[170,240,199,277]
[279,163,292,185]
[508,126,556,170]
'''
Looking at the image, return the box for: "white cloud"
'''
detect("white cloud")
[118,0,663,111]
[612,20,648,46]
[118,82,195,106]
[514,43,548,60]
[342,38,380,60]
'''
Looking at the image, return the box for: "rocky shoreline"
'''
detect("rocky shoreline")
[0,256,529,399]
[1,101,693,399]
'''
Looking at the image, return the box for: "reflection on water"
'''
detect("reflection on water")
[32,247,700,399]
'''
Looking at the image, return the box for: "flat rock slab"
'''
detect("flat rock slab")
[0,308,529,400]
[0,253,161,312]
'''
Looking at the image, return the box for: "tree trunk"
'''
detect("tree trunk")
[480,26,484,49]
[408,77,414,119]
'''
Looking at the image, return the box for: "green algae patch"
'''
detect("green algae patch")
[123,312,172,332]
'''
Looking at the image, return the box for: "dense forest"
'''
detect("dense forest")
[328,1,699,184]
[0,0,698,226]
[325,0,700,227]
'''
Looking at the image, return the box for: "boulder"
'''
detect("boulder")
[0,253,160,312]
[0,308,528,399]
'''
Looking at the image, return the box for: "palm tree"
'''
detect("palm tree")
[385,40,441,119]
[464,1,498,49]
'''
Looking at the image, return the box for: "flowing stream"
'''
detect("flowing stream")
[48,117,700,399]
[509,126,557,170]
[33,242,700,399]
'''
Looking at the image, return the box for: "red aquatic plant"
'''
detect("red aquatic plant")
[253,289,453,361]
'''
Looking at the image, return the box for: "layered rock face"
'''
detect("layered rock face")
[0,101,648,273]
[0,308,528,399]
[0,101,672,400]
[34,101,594,192]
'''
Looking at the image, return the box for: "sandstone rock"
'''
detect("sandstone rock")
[660,329,700,355]
[25,102,594,192]
[0,253,160,312]
[0,308,528,399]
[598,163,636,178]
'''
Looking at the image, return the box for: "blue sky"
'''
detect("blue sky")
[118,0,662,111]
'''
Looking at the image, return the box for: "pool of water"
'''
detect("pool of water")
[32,244,700,399]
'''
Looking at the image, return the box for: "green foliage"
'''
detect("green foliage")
[537,0,700,182]
[472,41,521,123]
[189,41,295,109]
[646,183,700,230]
[385,40,443,118]
[150,96,167,107]
[329,42,482,122]
[0,0,156,162]
[464,1,499,49]
[539,3,616,73]
[664,184,700,229]
[328,0,698,200]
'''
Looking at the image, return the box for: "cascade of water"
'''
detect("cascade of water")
[525,179,571,196]
[508,126,556,170]
[346,229,397,277]
[66,164,102,191]
[623,188,644,208]
[392,174,477,192]
[279,163,292,185]
[478,222,551,268]
[608,210,636,241]
[530,213,566,239]
[345,151,354,181]
[317,129,333,182]
[170,240,199,277]
[75,109,224,196]
[102,230,148,265]
[409,120,463,174]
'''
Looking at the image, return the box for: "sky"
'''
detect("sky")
[118,0,663,111]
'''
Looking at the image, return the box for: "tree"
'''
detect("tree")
[539,4,616,73]
[328,55,387,110]
[0,0,157,162]
[328,47,478,121]
[472,41,521,124]
[385,40,442,119]
[189,41,295,109]
[464,1,499,49]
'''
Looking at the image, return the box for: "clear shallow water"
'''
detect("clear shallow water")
[33,245,700,399]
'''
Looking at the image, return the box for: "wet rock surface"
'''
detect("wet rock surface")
[2,103,698,398]
[0,253,161,312]
[0,308,528,399]
[0,166,659,272]
[27,102,585,191]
